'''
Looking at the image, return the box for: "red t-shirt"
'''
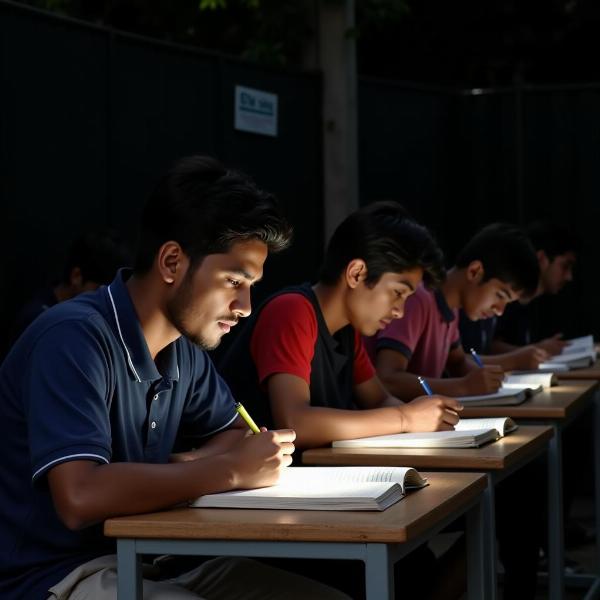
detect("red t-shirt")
[250,293,375,386]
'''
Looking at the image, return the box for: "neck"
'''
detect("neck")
[53,283,74,303]
[126,274,181,359]
[312,281,350,335]
[440,267,464,310]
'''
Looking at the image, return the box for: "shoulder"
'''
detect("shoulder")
[256,292,317,335]
[12,296,115,366]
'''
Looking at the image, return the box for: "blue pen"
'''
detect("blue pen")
[417,376,433,396]
[469,347,484,368]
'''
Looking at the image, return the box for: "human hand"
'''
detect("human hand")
[401,395,463,432]
[224,428,296,490]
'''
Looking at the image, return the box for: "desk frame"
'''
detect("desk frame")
[524,389,600,600]
[305,427,550,600]
[114,496,487,600]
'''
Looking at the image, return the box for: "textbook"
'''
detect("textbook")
[562,335,595,355]
[190,466,428,512]
[332,417,517,449]
[539,350,596,371]
[503,372,558,388]
[457,387,530,406]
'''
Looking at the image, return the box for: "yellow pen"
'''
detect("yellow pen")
[235,402,261,434]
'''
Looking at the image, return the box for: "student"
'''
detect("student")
[493,221,578,353]
[458,312,550,370]
[220,201,462,450]
[371,223,539,400]
[459,221,578,368]
[7,228,131,348]
[0,156,348,600]
[220,201,464,600]
[370,223,543,599]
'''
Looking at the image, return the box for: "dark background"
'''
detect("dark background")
[1,0,597,355]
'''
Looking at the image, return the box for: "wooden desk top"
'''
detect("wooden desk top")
[460,380,598,419]
[302,425,552,471]
[557,360,600,380]
[104,472,486,545]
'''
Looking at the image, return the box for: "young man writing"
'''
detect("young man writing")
[219,202,463,598]
[370,223,543,599]
[493,220,578,353]
[372,223,539,400]
[220,201,462,451]
[0,156,347,600]
[459,221,578,368]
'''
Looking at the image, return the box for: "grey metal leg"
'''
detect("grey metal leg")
[466,495,487,600]
[548,423,565,600]
[483,474,498,600]
[595,391,600,578]
[365,543,393,600]
[117,539,142,600]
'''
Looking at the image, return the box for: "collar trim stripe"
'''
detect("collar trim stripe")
[107,284,142,383]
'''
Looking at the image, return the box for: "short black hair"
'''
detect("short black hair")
[455,223,539,295]
[527,221,579,261]
[63,229,131,285]
[134,156,292,274]
[319,201,445,287]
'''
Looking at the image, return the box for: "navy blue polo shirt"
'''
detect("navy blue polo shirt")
[0,269,237,599]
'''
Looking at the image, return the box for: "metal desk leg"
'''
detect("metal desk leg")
[466,495,487,600]
[117,539,142,600]
[548,423,565,600]
[365,543,393,600]
[483,474,497,600]
[595,391,600,578]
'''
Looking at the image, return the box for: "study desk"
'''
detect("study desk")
[304,425,553,600]
[460,380,600,600]
[104,472,487,600]
[556,360,600,381]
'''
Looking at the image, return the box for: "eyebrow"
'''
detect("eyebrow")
[501,287,516,301]
[398,279,416,292]
[227,268,263,283]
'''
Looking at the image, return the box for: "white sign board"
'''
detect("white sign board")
[234,85,278,137]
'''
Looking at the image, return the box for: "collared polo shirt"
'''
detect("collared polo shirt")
[366,284,461,378]
[0,269,237,599]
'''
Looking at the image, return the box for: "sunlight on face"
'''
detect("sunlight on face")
[349,267,424,336]
[463,277,520,321]
[166,239,267,349]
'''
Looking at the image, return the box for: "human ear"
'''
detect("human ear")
[157,241,185,284]
[345,259,368,289]
[466,260,484,284]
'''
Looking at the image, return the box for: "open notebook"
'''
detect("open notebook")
[332,417,517,449]
[190,466,428,512]
[537,335,596,371]
[458,385,534,406]
[503,372,557,387]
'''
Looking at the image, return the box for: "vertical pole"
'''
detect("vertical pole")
[316,0,359,244]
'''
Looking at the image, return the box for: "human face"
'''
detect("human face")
[540,251,575,294]
[348,267,424,336]
[166,239,267,350]
[462,277,519,321]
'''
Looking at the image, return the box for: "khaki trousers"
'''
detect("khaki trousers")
[47,554,351,600]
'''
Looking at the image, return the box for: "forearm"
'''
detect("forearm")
[490,339,518,353]
[170,427,247,462]
[50,455,236,530]
[380,370,467,400]
[275,405,405,449]
[481,352,519,371]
